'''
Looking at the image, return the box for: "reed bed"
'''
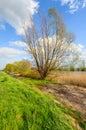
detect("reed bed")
[47,71,86,88]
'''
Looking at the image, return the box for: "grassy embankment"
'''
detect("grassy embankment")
[0,71,78,130]
[47,71,86,88]
[20,77,86,130]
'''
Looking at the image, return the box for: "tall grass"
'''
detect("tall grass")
[47,71,86,88]
[0,72,77,130]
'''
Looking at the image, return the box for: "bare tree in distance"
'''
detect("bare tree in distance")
[23,8,74,79]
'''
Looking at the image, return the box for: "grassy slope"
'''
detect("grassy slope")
[20,77,86,130]
[19,78,57,87]
[0,72,77,130]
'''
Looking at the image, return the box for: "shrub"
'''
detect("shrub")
[26,68,40,79]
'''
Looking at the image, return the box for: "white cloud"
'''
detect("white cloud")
[0,24,5,30]
[0,59,15,70]
[69,43,86,62]
[0,47,25,58]
[60,0,86,13]
[0,46,28,70]
[0,0,39,34]
[69,43,83,52]
[61,0,74,5]
[0,42,86,69]
[9,41,27,48]
[78,44,84,49]
[62,42,86,67]
[82,0,86,8]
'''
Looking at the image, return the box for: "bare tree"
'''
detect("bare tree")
[23,8,74,79]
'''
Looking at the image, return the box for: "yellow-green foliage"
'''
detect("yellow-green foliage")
[4,63,17,73]
[0,72,77,130]
[26,69,40,79]
[4,60,40,78]
[4,59,31,76]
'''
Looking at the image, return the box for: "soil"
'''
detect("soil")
[42,84,86,120]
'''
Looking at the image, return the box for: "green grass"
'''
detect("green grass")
[55,102,86,130]
[20,77,86,130]
[19,77,56,86]
[0,71,78,130]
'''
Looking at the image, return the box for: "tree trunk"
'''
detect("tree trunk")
[39,69,48,79]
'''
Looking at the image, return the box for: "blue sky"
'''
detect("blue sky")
[0,0,86,69]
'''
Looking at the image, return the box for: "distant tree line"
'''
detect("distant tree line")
[57,67,86,71]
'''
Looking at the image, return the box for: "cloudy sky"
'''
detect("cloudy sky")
[0,0,86,69]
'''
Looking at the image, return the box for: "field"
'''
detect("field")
[47,71,86,88]
[0,71,79,130]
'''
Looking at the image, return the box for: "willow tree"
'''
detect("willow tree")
[23,8,74,79]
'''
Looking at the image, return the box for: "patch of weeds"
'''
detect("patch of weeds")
[0,76,8,82]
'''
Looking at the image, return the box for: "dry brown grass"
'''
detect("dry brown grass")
[47,71,86,88]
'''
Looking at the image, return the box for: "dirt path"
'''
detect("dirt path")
[42,84,86,119]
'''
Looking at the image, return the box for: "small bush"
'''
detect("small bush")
[4,60,41,79]
[26,69,40,79]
